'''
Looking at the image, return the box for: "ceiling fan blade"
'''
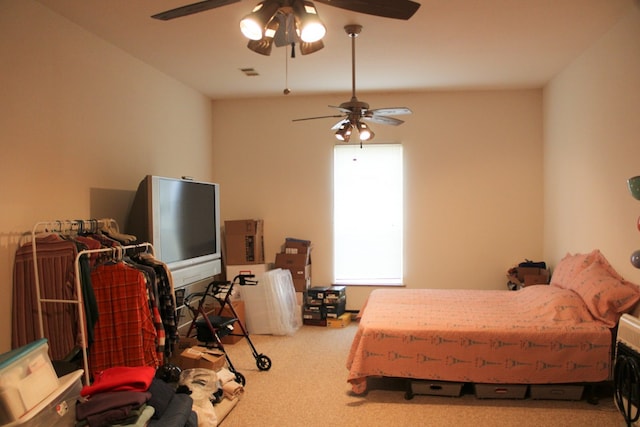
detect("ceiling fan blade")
[370,107,413,116]
[364,115,405,126]
[331,119,350,130]
[151,0,240,21]
[315,0,420,20]
[292,114,344,122]
[329,105,353,114]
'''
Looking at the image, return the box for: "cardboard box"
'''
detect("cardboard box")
[176,346,226,371]
[275,254,310,278]
[224,219,264,265]
[0,338,60,424]
[282,238,312,261]
[411,380,463,397]
[275,238,311,292]
[474,384,528,399]
[327,312,352,328]
[275,253,311,292]
[292,277,310,293]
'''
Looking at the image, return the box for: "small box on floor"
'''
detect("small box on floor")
[176,346,226,371]
[327,313,351,328]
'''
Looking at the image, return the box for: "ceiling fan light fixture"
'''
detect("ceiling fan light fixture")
[335,122,352,142]
[246,18,280,55]
[293,1,326,43]
[299,39,324,55]
[240,1,280,41]
[357,121,374,141]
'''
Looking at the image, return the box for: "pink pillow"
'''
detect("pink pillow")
[550,251,596,288]
[565,261,640,327]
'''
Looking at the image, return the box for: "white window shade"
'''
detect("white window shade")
[333,144,403,285]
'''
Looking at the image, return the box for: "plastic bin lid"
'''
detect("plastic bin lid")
[0,338,48,370]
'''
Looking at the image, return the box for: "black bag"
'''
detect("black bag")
[518,259,546,269]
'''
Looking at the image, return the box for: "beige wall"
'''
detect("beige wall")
[2,1,638,356]
[0,1,216,352]
[212,90,544,309]
[543,5,640,282]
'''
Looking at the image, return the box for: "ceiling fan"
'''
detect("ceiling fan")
[292,24,412,143]
[151,0,421,22]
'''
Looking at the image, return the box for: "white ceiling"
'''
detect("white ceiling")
[35,0,634,99]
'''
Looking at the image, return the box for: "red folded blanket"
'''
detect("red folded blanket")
[81,366,156,397]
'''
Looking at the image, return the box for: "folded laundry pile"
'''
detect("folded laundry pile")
[77,366,197,427]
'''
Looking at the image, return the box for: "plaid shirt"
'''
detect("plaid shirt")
[89,262,159,376]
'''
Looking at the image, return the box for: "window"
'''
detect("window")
[333,144,403,285]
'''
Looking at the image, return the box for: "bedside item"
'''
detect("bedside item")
[628,175,640,201]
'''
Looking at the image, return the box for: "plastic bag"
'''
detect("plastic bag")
[178,368,220,427]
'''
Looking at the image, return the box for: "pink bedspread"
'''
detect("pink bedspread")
[347,286,613,394]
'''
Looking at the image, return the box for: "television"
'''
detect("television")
[126,175,222,288]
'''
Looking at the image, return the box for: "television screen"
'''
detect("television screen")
[127,175,222,288]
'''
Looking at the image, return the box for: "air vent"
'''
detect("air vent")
[240,68,259,77]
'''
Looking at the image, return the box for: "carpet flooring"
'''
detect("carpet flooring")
[218,321,626,426]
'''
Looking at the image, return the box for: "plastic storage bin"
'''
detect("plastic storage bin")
[530,384,584,400]
[474,383,528,399]
[0,339,60,424]
[5,369,83,426]
[410,380,463,397]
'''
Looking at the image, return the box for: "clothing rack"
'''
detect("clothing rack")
[30,219,154,385]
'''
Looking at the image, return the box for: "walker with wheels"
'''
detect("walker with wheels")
[183,274,272,385]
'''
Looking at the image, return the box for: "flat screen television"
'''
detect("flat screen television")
[126,175,222,288]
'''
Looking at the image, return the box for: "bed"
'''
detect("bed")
[346,250,640,395]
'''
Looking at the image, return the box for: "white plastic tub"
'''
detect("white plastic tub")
[0,339,60,424]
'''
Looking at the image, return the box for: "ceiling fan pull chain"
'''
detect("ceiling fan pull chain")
[284,44,291,95]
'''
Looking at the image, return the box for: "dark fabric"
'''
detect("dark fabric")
[85,404,146,427]
[147,378,175,419]
[148,393,196,427]
[76,391,151,420]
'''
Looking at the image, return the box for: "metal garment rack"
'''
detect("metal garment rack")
[30,219,154,385]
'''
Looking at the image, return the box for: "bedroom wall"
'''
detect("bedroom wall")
[543,5,640,283]
[211,89,544,309]
[0,1,216,353]
[0,1,547,354]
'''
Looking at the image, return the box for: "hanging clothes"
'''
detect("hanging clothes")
[88,260,159,376]
[134,253,178,359]
[12,234,79,361]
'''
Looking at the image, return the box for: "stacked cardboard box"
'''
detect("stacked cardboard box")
[274,238,311,292]
[224,219,264,265]
[303,286,346,326]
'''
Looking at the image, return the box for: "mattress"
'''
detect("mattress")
[346,286,613,394]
